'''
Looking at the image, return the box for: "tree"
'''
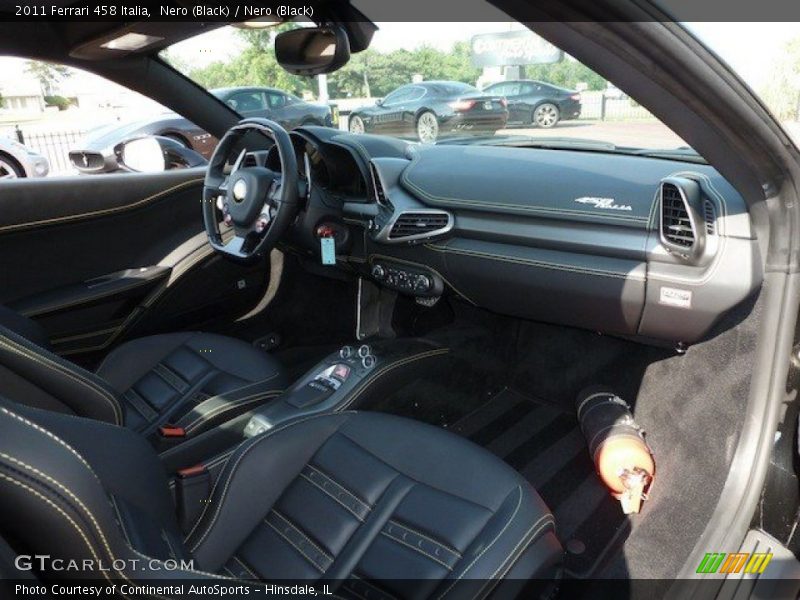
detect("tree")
[188,24,315,97]
[183,31,601,101]
[524,58,606,91]
[25,61,71,96]
[326,42,481,99]
[760,37,800,120]
[0,92,4,108]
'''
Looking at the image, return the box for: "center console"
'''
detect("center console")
[244,338,448,437]
[160,338,449,475]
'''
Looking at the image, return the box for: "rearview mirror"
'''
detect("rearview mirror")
[114,136,207,173]
[275,26,350,75]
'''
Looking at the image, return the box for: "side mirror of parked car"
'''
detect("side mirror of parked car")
[275,26,350,75]
[114,136,207,173]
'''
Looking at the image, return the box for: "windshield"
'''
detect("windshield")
[163,21,695,155]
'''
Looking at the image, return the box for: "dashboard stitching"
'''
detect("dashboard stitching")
[425,243,646,281]
[0,178,205,233]
[400,152,650,225]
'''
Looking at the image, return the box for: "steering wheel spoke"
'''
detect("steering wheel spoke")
[267,177,283,206]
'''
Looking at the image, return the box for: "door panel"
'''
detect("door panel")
[0,169,206,303]
[0,168,268,358]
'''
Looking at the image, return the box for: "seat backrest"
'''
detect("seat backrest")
[0,398,187,581]
[0,306,123,426]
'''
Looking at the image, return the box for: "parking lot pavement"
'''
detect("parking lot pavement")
[502,119,688,149]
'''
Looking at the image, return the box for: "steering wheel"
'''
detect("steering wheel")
[203,118,299,261]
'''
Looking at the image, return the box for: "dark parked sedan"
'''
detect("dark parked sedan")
[348,81,508,143]
[69,86,334,173]
[482,79,582,128]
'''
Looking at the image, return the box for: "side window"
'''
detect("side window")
[504,83,522,96]
[266,92,287,109]
[382,88,411,106]
[0,57,174,179]
[406,86,427,102]
[226,91,267,114]
[490,83,508,96]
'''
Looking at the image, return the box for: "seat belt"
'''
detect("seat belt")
[174,464,211,533]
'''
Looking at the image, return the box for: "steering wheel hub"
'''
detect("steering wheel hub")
[225,167,276,229]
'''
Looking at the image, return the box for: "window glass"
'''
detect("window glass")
[226,90,266,113]
[266,92,287,109]
[0,57,170,178]
[686,22,800,149]
[162,22,692,151]
[382,87,413,105]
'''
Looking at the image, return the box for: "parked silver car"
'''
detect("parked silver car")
[0,137,49,179]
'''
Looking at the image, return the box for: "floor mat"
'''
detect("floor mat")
[450,388,630,578]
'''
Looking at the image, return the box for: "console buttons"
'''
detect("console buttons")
[371,264,386,280]
[332,364,351,380]
[357,344,372,358]
[339,345,354,359]
[361,355,376,369]
[370,261,438,296]
[415,275,432,292]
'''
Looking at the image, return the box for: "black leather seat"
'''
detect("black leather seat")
[0,400,562,593]
[0,305,287,437]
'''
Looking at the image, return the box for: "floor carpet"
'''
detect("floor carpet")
[449,388,630,578]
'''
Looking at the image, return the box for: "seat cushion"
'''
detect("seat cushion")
[187,411,562,594]
[97,331,287,435]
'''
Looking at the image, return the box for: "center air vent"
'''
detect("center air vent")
[388,211,452,241]
[661,182,696,248]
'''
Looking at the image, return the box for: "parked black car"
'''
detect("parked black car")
[482,79,581,128]
[348,81,508,143]
[69,86,334,174]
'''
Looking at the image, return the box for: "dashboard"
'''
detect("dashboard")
[277,126,762,347]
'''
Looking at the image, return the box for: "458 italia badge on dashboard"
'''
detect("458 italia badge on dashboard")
[574,197,633,211]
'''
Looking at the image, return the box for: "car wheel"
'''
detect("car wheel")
[0,153,24,179]
[533,103,560,128]
[416,111,439,144]
[349,115,365,134]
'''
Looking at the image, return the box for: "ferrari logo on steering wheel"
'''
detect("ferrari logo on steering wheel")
[232,178,248,203]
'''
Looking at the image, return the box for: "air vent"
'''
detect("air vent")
[369,162,393,210]
[389,212,452,240]
[703,201,716,235]
[661,182,695,248]
[243,153,258,167]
